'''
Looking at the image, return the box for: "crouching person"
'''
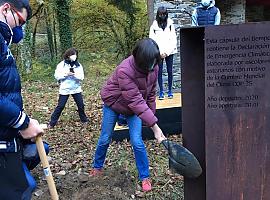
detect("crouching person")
[0,121,49,200]
[0,0,49,199]
[90,38,167,192]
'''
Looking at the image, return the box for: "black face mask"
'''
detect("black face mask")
[159,15,167,21]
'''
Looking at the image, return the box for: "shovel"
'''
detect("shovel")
[161,139,202,178]
[36,124,59,200]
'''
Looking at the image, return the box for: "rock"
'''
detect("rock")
[112,187,121,192]
[77,168,82,175]
[42,106,49,111]
[78,174,89,183]
[61,162,72,169]
[56,170,66,176]
[135,190,145,198]
[47,156,52,163]
[34,189,44,197]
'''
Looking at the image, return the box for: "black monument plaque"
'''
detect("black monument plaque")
[181,22,270,200]
[181,27,206,200]
[205,23,270,200]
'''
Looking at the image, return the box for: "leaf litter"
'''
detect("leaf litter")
[22,81,184,200]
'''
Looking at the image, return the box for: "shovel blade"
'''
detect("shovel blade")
[162,140,202,178]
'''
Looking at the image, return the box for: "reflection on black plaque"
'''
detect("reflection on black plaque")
[205,23,270,200]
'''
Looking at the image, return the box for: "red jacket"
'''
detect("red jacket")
[101,55,158,127]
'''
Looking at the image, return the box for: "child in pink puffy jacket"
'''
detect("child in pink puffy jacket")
[90,38,167,192]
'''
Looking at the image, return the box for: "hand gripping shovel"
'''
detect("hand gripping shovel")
[161,139,202,178]
[36,125,59,200]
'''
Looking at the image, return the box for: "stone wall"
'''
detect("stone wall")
[154,0,199,92]
[216,0,246,24]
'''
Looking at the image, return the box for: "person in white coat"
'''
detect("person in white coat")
[149,6,177,100]
[48,47,89,128]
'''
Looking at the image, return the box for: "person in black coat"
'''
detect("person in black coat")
[0,1,48,199]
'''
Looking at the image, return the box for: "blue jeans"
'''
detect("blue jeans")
[93,105,150,180]
[158,54,174,93]
[22,143,49,200]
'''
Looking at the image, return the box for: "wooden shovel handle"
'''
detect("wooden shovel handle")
[36,127,59,200]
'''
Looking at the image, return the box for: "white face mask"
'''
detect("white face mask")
[70,55,77,61]
[201,0,211,7]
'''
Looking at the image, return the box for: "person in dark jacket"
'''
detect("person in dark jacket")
[191,0,221,26]
[0,1,48,199]
[90,38,167,192]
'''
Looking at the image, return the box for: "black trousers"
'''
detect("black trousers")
[49,93,88,126]
[0,151,28,200]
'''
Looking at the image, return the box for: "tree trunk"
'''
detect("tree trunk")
[32,17,38,58]
[44,6,55,60]
[31,2,44,58]
[20,22,32,73]
[147,0,155,27]
[55,0,72,55]
[53,11,58,57]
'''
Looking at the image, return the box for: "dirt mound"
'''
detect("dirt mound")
[72,168,135,200]
[33,168,136,200]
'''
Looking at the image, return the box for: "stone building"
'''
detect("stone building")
[152,0,270,92]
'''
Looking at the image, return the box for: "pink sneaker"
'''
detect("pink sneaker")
[142,178,152,192]
[89,168,103,177]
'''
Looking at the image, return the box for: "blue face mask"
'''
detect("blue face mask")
[12,26,24,44]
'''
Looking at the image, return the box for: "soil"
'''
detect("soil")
[32,167,137,200]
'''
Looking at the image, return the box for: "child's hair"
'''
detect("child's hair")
[63,47,78,60]
[156,6,168,28]
[132,38,161,72]
[0,0,32,20]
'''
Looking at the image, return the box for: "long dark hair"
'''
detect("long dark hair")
[132,38,161,72]
[156,6,168,30]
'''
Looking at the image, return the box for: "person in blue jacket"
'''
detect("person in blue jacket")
[191,0,221,26]
[0,1,49,199]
